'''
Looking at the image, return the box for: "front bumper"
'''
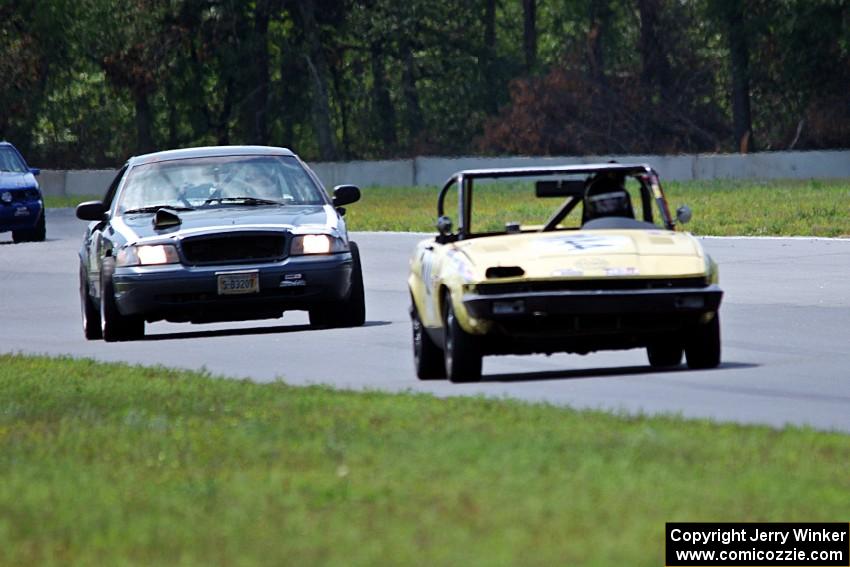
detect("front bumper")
[461,284,723,354]
[464,284,723,319]
[0,201,42,232]
[112,252,352,323]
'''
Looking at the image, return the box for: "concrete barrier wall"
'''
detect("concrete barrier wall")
[39,170,118,198]
[37,149,850,197]
[310,159,414,188]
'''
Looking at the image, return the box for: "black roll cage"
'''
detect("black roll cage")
[436,163,675,241]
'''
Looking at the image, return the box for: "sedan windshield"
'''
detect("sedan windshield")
[0,147,28,173]
[116,155,326,214]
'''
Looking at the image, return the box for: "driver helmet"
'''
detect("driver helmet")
[583,173,634,221]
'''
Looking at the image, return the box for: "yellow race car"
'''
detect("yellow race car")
[408,164,722,382]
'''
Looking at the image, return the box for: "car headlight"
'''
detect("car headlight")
[116,244,180,267]
[290,234,347,255]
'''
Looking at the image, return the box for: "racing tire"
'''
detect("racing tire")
[31,213,46,241]
[646,342,683,368]
[79,265,102,340]
[12,213,46,243]
[685,313,721,369]
[443,297,482,383]
[309,242,366,328]
[411,304,446,380]
[100,258,144,342]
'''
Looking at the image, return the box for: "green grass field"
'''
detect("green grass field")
[2,354,848,566]
[343,179,850,237]
[43,194,99,209]
[47,179,850,237]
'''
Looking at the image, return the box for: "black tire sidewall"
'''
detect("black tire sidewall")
[79,264,102,340]
[100,258,143,341]
[685,314,721,369]
[411,303,445,380]
[443,298,482,383]
[344,241,366,326]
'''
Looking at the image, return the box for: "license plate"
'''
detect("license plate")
[217,271,260,295]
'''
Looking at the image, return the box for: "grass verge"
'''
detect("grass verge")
[1,353,848,566]
[45,179,850,236]
[344,178,850,236]
[43,194,99,209]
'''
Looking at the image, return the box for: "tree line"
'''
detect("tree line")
[1,0,848,168]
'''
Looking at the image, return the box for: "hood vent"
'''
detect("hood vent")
[153,208,182,229]
[486,266,525,279]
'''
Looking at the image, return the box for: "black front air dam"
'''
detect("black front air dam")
[463,285,723,319]
[463,285,723,355]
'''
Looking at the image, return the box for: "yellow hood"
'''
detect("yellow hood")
[453,230,707,280]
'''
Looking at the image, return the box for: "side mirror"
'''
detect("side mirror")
[76,201,106,221]
[29,167,41,176]
[676,205,692,224]
[332,184,361,207]
[437,215,453,236]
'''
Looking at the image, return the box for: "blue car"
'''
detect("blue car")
[0,141,45,242]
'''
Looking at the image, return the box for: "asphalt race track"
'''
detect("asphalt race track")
[3,209,850,432]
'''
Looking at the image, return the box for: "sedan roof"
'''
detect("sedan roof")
[128,145,295,166]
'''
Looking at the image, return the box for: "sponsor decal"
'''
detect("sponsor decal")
[535,234,631,253]
[552,268,584,277]
[575,257,610,271]
[280,273,306,287]
[604,267,639,276]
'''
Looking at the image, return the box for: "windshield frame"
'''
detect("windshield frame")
[436,164,675,240]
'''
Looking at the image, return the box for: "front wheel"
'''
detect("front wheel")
[685,313,721,369]
[100,258,144,342]
[309,242,366,328]
[647,342,683,368]
[411,304,445,380]
[12,213,46,243]
[443,297,482,383]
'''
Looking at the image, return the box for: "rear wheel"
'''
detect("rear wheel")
[100,258,144,342]
[685,313,721,369]
[646,341,683,368]
[309,242,366,328]
[443,297,482,383]
[411,304,445,380]
[79,265,102,340]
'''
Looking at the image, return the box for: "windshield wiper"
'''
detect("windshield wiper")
[123,204,195,214]
[203,196,284,206]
